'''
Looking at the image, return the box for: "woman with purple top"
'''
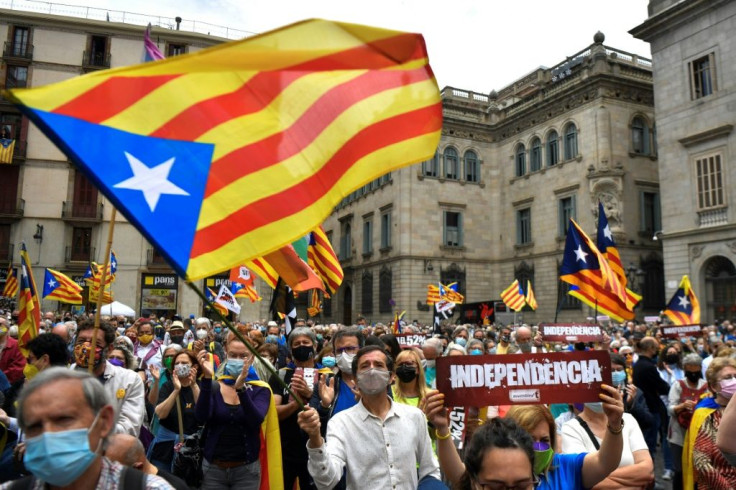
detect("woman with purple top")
[196,334,271,489]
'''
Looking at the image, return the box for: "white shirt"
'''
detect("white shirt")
[560,413,647,467]
[307,398,440,490]
[100,361,146,436]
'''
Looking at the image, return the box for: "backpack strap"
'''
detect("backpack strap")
[120,466,147,490]
[574,415,601,450]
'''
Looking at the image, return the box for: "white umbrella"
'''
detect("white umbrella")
[100,301,136,317]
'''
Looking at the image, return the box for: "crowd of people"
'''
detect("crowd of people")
[0,310,735,489]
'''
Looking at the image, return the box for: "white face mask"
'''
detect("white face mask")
[196,329,208,340]
[337,352,355,374]
[175,363,191,378]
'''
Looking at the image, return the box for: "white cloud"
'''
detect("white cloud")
[50,0,652,92]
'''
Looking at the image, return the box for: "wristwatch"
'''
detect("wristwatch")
[607,418,624,435]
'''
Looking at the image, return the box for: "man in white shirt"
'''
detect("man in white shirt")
[298,345,440,490]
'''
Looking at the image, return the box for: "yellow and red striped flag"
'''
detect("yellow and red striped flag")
[18,244,39,355]
[501,279,526,312]
[525,280,538,310]
[308,226,343,295]
[2,265,18,298]
[42,268,83,304]
[5,19,441,281]
[307,290,322,317]
[426,284,441,304]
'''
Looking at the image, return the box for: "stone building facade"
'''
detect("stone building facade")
[323,34,665,326]
[632,0,736,323]
[0,7,267,320]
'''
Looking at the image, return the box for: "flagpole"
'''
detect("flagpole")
[184,279,306,409]
[89,208,116,373]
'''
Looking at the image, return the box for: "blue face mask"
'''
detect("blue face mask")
[322,356,336,368]
[214,327,222,334]
[455,337,467,347]
[224,359,244,377]
[469,349,483,356]
[266,335,279,344]
[24,413,101,486]
[611,370,627,386]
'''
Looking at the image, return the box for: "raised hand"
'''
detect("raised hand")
[319,374,336,407]
[600,384,624,428]
[297,406,322,442]
[197,351,214,379]
[420,390,449,430]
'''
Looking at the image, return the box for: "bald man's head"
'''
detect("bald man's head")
[50,323,70,342]
[105,433,146,470]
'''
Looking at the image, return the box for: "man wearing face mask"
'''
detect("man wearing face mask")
[632,336,671,462]
[298,345,440,490]
[269,327,329,490]
[163,320,187,347]
[0,319,25,385]
[316,327,365,426]
[495,326,512,354]
[514,326,545,354]
[0,368,173,489]
[73,320,145,436]
[188,317,225,369]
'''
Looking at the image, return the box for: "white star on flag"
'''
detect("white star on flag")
[603,224,613,241]
[47,279,56,288]
[677,295,690,309]
[574,245,588,263]
[114,152,189,212]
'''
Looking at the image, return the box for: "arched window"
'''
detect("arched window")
[464,150,479,182]
[361,270,373,314]
[564,123,578,160]
[379,266,392,313]
[631,116,650,155]
[515,144,526,177]
[546,130,559,166]
[422,151,439,177]
[444,147,458,179]
[530,138,542,172]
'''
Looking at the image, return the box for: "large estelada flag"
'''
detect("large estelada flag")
[4,19,441,281]
[560,219,627,308]
[43,268,83,304]
[663,275,700,325]
[568,205,638,322]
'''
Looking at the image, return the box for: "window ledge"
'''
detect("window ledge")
[362,251,373,259]
[440,245,466,252]
[514,242,534,250]
[379,246,392,254]
[629,151,657,160]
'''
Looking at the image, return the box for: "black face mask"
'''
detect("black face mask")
[665,354,680,365]
[395,365,417,383]
[292,345,314,362]
[170,335,184,345]
[685,371,702,383]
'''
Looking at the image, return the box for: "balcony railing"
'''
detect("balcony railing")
[82,50,111,69]
[2,41,33,60]
[61,201,103,222]
[65,245,96,263]
[698,207,728,227]
[0,198,24,219]
[147,248,169,267]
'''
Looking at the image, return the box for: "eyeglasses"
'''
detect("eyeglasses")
[335,346,359,355]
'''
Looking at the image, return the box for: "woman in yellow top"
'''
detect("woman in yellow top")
[392,349,428,407]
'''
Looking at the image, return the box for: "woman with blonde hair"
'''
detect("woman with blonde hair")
[392,349,428,407]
